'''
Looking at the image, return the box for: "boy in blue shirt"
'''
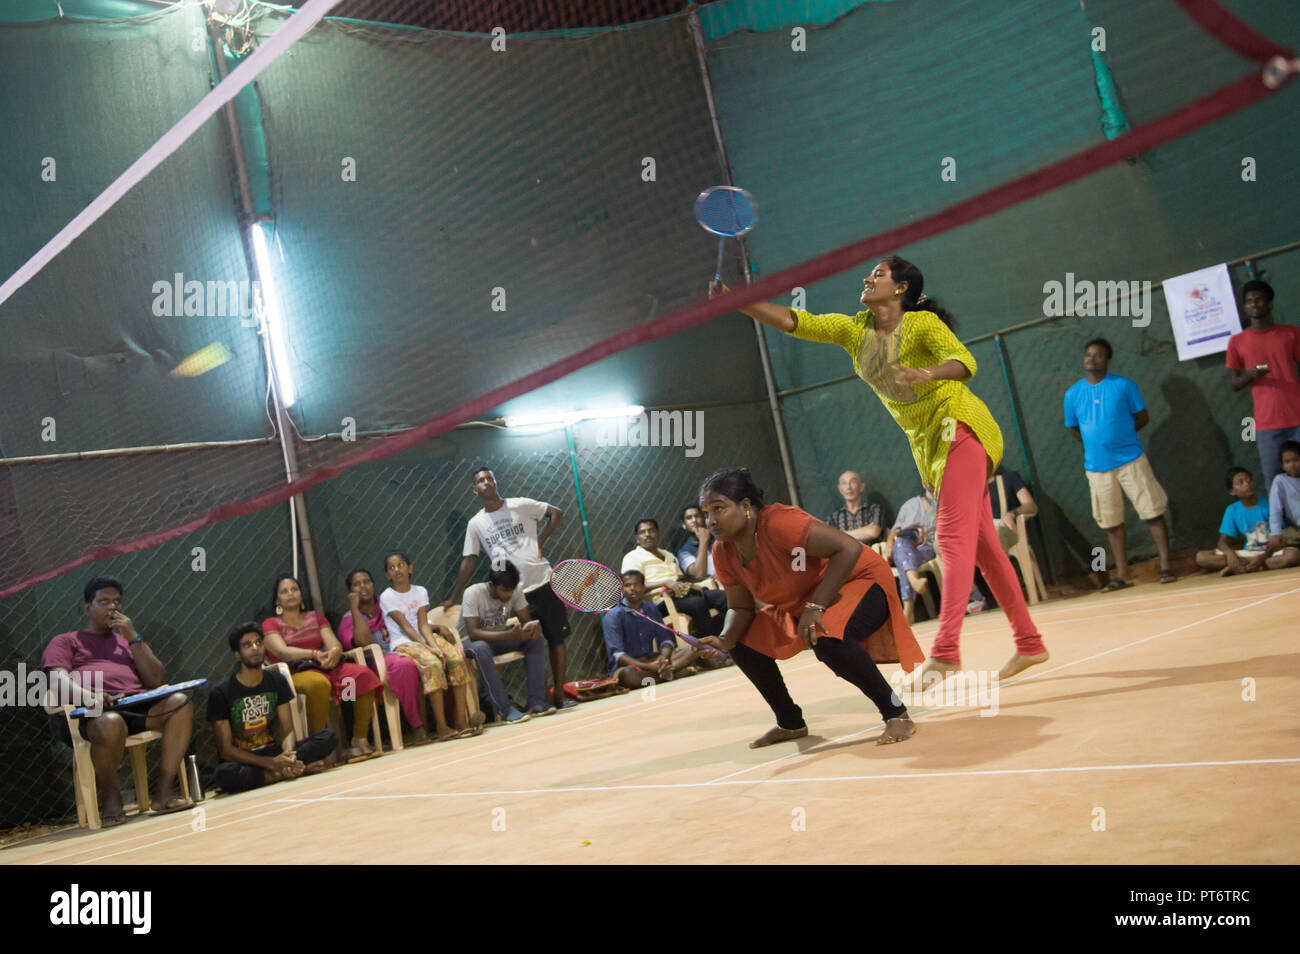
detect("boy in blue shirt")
[1194,467,1274,575]
[1064,338,1174,589]
[1266,440,1300,564]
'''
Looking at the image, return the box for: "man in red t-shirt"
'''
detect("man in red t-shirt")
[1226,281,1300,490]
[40,577,194,826]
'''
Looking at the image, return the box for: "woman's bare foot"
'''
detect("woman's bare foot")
[303,756,334,775]
[434,725,458,742]
[409,726,435,746]
[749,725,808,749]
[877,716,916,745]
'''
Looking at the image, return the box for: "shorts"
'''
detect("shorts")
[525,582,571,645]
[49,706,150,747]
[1086,454,1168,528]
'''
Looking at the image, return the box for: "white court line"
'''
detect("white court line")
[706,584,1300,785]
[928,574,1300,637]
[35,659,817,865]
[936,590,1288,640]
[34,582,1300,863]
[272,756,1300,801]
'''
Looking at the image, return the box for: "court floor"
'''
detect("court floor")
[5,570,1298,865]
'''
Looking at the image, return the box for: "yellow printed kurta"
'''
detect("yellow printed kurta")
[790,308,1003,494]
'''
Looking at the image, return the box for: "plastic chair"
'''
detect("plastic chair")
[427,606,486,723]
[341,643,404,752]
[994,474,1049,604]
[59,704,192,831]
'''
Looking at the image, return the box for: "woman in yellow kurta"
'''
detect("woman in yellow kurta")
[710,256,1049,680]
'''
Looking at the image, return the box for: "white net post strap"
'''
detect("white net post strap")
[0,0,344,311]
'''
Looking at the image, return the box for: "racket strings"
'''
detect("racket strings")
[550,560,623,611]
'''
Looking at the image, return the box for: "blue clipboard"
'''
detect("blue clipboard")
[69,678,207,717]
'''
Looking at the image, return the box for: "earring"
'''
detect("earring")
[275,604,283,616]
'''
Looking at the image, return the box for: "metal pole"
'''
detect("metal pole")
[209,17,323,609]
[994,335,1060,584]
[564,424,596,560]
[687,5,801,507]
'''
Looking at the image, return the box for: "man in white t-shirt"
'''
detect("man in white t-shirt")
[442,466,577,709]
[621,517,727,636]
[459,561,551,723]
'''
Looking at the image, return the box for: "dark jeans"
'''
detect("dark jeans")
[731,584,906,729]
[464,635,547,713]
[213,728,337,794]
[657,587,728,636]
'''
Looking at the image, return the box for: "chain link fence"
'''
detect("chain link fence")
[0,400,782,829]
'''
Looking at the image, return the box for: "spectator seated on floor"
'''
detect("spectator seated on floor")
[1265,440,1300,566]
[210,623,338,794]
[601,571,724,689]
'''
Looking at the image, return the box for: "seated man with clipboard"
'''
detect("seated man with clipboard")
[41,576,196,826]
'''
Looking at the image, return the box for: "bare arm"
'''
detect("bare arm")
[1133,408,1150,431]
[709,281,796,333]
[846,524,882,543]
[682,529,712,581]
[537,505,562,555]
[1067,426,1082,444]
[801,522,866,610]
[707,583,756,653]
[213,719,281,770]
[442,554,477,609]
[262,629,316,664]
[1229,366,1267,391]
[1014,487,1038,519]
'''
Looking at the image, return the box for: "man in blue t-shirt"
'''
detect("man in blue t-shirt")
[1064,338,1173,589]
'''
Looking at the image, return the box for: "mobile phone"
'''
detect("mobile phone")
[1254,364,1269,373]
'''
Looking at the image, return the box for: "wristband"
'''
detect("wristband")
[803,601,826,613]
[130,635,145,644]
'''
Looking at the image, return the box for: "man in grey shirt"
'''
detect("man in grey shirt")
[459,561,553,724]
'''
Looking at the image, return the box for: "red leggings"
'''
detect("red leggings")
[931,425,1046,664]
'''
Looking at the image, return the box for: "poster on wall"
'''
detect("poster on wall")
[1162,263,1242,361]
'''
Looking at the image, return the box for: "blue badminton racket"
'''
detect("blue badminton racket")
[695,185,758,282]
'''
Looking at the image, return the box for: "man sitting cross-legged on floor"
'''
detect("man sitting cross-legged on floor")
[41,576,195,826]
[459,560,555,724]
[210,623,338,794]
[602,570,725,689]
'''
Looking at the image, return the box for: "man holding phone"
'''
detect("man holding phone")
[41,577,194,825]
[1227,281,1300,490]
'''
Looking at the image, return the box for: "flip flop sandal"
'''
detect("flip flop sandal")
[1159,571,1177,584]
[101,811,128,827]
[150,799,191,816]
[1104,579,1134,592]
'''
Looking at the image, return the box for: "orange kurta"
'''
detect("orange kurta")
[711,504,925,672]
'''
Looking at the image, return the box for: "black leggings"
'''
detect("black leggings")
[731,584,906,729]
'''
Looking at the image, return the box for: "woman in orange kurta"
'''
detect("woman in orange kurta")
[698,469,925,748]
